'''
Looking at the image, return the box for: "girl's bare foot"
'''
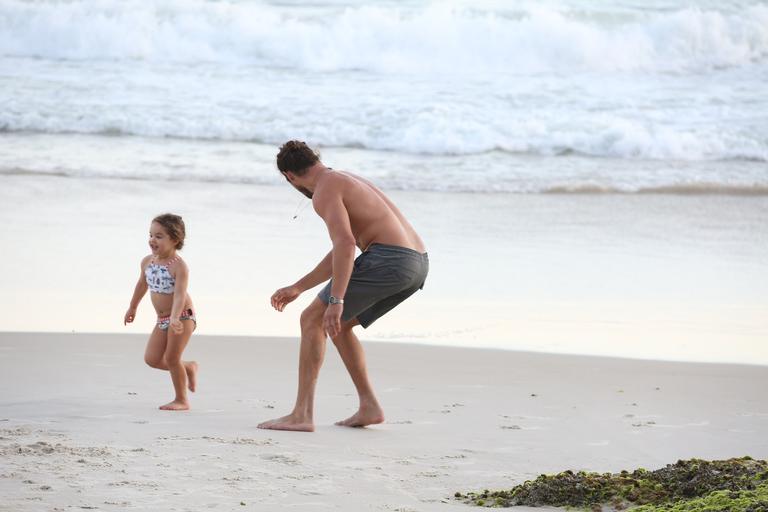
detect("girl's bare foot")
[159,400,189,411]
[185,361,198,392]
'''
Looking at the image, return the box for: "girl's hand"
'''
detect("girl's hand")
[271,285,302,312]
[124,308,137,325]
[170,319,183,334]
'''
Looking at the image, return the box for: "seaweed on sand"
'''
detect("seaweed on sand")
[454,457,768,511]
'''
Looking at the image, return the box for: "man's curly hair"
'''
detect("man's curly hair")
[276,140,320,176]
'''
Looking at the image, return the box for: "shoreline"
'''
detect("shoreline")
[3,330,768,369]
[2,132,768,195]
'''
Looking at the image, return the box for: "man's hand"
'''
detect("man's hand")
[124,307,136,325]
[271,285,302,312]
[323,303,344,338]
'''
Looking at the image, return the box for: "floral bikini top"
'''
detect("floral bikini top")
[144,256,178,294]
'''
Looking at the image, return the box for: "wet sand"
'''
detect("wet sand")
[1,173,766,364]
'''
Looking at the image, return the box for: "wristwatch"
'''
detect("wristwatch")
[328,296,345,305]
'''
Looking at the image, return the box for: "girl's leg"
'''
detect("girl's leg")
[144,325,197,392]
[144,326,168,369]
[159,320,196,410]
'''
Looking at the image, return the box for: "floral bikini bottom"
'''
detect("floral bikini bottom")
[156,308,197,331]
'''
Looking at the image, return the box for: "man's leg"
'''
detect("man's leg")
[331,319,385,427]
[258,298,327,432]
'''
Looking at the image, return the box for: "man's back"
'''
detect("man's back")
[315,170,426,253]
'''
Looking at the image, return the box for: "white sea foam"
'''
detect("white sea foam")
[0,1,767,73]
[1,96,765,162]
[1,0,767,188]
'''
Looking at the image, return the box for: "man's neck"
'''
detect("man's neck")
[302,163,331,192]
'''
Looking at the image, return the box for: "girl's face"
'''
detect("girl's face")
[148,222,177,256]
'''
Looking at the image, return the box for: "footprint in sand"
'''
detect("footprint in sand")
[1,427,32,437]
[261,453,301,466]
[231,438,275,446]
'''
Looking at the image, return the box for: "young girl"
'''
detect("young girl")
[124,213,198,411]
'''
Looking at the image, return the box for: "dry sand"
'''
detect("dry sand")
[1,332,766,511]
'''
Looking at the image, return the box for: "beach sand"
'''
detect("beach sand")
[1,332,766,511]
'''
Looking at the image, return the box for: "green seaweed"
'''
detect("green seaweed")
[632,482,768,511]
[455,457,768,510]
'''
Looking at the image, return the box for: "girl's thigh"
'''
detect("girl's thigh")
[165,321,194,362]
[145,326,168,364]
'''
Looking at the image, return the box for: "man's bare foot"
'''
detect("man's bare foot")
[185,361,198,392]
[335,405,385,428]
[257,413,314,432]
[159,400,189,411]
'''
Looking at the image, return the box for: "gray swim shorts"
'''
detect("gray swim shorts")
[318,243,429,328]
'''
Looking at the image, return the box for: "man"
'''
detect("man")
[258,140,429,432]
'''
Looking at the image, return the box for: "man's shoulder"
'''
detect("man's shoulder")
[311,174,342,214]
[315,171,351,198]
[327,170,353,185]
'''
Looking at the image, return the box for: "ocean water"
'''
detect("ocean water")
[1,0,767,364]
[1,0,767,192]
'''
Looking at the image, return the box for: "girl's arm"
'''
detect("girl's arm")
[169,260,190,333]
[124,256,150,325]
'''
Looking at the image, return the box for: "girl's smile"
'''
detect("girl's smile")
[149,222,176,257]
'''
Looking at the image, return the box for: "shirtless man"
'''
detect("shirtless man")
[258,140,429,432]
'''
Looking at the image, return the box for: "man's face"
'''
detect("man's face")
[282,172,313,199]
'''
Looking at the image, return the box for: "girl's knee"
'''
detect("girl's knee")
[144,355,164,369]
[163,354,182,367]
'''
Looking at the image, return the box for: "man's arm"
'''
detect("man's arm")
[314,187,356,300]
[313,180,356,337]
[295,250,333,292]
[270,251,333,312]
